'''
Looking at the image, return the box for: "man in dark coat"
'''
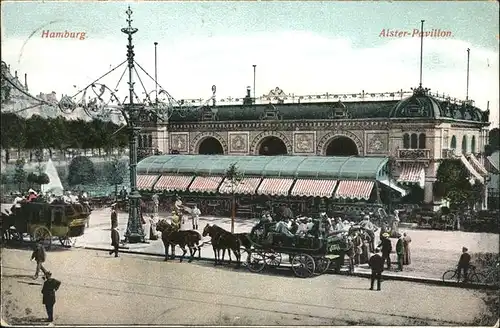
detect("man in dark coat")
[368,248,384,291]
[110,204,118,229]
[457,246,471,282]
[395,235,405,271]
[31,242,48,280]
[109,227,120,257]
[41,271,61,322]
[377,233,392,269]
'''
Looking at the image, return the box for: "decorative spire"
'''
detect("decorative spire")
[121,6,138,36]
[412,20,429,97]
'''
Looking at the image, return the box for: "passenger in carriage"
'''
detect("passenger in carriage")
[27,189,38,202]
[296,218,309,237]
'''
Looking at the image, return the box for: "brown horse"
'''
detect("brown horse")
[234,232,252,254]
[202,224,241,267]
[156,219,202,262]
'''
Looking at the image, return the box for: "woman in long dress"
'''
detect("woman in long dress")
[403,232,411,265]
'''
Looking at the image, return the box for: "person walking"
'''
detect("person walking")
[368,248,384,291]
[31,241,48,280]
[41,271,61,322]
[192,204,201,230]
[378,233,392,270]
[395,234,405,271]
[352,232,363,266]
[403,232,412,265]
[109,226,120,257]
[110,204,118,229]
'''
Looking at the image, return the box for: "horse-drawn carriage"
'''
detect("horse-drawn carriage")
[244,221,359,278]
[1,200,90,249]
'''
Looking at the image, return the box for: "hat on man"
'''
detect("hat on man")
[382,232,390,238]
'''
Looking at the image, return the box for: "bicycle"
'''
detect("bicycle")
[442,264,482,284]
[474,261,500,286]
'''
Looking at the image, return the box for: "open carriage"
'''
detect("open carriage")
[2,201,90,249]
[245,223,353,278]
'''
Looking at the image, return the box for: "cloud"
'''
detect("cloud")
[2,30,498,126]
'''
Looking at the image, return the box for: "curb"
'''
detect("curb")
[80,245,498,290]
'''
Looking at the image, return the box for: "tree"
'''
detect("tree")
[67,156,97,186]
[37,173,50,185]
[27,172,39,188]
[489,128,499,150]
[13,158,27,191]
[434,159,473,209]
[224,163,243,233]
[105,157,127,201]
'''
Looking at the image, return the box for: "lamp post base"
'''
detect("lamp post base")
[124,233,146,244]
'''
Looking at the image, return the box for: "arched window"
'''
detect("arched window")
[450,135,457,149]
[403,133,410,149]
[471,135,476,154]
[410,133,418,149]
[462,135,468,154]
[418,133,426,149]
[142,135,147,148]
[148,134,153,148]
[138,135,143,148]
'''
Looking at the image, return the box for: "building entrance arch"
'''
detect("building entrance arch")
[198,137,224,155]
[258,136,288,156]
[325,136,359,156]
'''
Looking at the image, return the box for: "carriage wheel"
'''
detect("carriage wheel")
[246,251,266,273]
[315,257,331,274]
[33,226,52,250]
[291,254,316,278]
[264,252,282,268]
[58,236,76,247]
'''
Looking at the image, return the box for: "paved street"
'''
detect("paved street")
[1,248,492,326]
[76,209,499,280]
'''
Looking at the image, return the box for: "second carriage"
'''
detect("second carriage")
[245,226,353,278]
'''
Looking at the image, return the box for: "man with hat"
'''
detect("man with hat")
[395,233,405,271]
[110,204,118,229]
[109,226,120,257]
[171,210,181,231]
[457,246,471,283]
[31,241,48,280]
[368,248,384,291]
[41,271,61,322]
[378,232,393,270]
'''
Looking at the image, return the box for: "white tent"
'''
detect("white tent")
[41,158,64,196]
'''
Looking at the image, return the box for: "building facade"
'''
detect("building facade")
[141,85,491,209]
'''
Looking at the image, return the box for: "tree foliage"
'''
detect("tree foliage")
[486,128,500,155]
[0,112,128,153]
[224,163,244,192]
[105,157,127,186]
[13,158,27,190]
[434,159,481,209]
[67,156,97,186]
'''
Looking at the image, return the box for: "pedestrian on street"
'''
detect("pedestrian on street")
[109,226,120,257]
[403,232,412,265]
[192,204,201,230]
[110,204,118,229]
[378,233,392,270]
[31,241,48,280]
[368,248,384,291]
[352,232,363,265]
[457,246,471,283]
[395,234,404,271]
[41,271,61,322]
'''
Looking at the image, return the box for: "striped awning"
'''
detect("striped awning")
[219,177,262,195]
[189,176,223,193]
[469,154,488,176]
[256,178,294,197]
[290,179,338,198]
[136,175,158,190]
[397,163,425,188]
[154,175,193,192]
[460,155,484,184]
[334,180,374,200]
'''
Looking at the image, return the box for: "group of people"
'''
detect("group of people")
[377,232,412,272]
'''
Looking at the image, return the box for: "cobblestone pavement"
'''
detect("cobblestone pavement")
[0,248,492,326]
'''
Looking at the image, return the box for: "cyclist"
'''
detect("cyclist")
[457,246,471,283]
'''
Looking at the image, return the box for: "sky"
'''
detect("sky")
[1,1,499,127]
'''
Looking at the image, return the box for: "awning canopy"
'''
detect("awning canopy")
[137,154,389,180]
[468,154,488,176]
[219,177,262,195]
[257,178,294,196]
[460,155,484,184]
[397,163,425,188]
[290,179,338,198]
[136,175,158,190]
[334,180,374,200]
[154,175,193,192]
[189,176,223,193]
[378,179,408,197]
